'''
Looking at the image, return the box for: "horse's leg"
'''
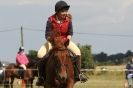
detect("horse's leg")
[22,79,32,88]
[21,79,26,88]
[4,80,10,88]
[10,77,14,88]
[25,79,31,88]
[66,79,74,88]
[30,78,34,88]
[3,77,10,88]
[25,69,33,88]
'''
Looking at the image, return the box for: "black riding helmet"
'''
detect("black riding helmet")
[55,0,70,12]
[19,46,24,51]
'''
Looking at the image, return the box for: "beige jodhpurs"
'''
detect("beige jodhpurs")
[19,64,27,70]
[37,40,81,59]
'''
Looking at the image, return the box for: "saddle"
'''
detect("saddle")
[67,49,78,62]
[16,65,25,79]
[47,48,77,60]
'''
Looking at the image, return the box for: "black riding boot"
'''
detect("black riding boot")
[74,55,88,82]
[36,56,48,86]
[19,68,25,79]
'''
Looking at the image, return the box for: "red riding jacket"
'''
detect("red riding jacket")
[45,14,73,40]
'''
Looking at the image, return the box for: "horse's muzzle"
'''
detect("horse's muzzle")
[58,71,67,83]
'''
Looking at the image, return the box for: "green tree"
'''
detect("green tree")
[78,44,95,69]
[27,50,37,59]
[95,52,108,62]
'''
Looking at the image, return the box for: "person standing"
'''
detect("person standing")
[125,55,133,88]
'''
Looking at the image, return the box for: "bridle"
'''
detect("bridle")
[52,48,69,84]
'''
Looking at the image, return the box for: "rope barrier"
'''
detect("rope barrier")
[1,68,133,71]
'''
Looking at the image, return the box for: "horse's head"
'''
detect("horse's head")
[49,29,69,49]
[46,29,74,86]
[53,50,70,83]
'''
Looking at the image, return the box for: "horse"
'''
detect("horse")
[3,57,38,88]
[44,30,75,88]
[26,56,39,88]
[27,56,40,88]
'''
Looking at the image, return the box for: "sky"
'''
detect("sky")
[0,0,133,62]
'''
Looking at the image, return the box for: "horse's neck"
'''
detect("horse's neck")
[52,46,67,51]
[26,63,32,69]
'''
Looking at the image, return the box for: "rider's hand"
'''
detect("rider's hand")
[47,36,51,41]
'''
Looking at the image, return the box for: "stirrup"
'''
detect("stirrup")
[79,73,88,83]
[36,77,45,86]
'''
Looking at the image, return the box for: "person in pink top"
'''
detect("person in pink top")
[16,46,29,70]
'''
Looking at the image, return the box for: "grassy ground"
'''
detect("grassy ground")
[80,65,125,88]
[74,72,124,88]
[0,65,126,88]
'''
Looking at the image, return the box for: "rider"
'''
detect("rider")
[37,0,87,85]
[16,46,29,78]
[124,55,133,88]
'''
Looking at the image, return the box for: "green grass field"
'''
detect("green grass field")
[74,65,125,88]
[74,72,124,88]
[0,65,126,88]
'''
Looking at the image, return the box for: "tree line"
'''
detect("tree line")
[27,44,133,69]
[93,50,133,66]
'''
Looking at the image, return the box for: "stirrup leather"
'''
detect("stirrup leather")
[79,73,88,82]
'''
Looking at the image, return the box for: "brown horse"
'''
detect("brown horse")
[44,30,75,88]
[3,57,38,88]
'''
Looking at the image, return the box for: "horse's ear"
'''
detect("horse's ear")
[50,29,61,37]
[65,39,70,47]
[49,29,61,46]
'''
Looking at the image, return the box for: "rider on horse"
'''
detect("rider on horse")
[16,46,29,78]
[37,0,87,85]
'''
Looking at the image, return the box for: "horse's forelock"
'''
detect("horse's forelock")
[50,29,61,38]
[54,37,66,49]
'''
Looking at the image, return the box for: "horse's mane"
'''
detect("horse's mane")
[49,29,69,48]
